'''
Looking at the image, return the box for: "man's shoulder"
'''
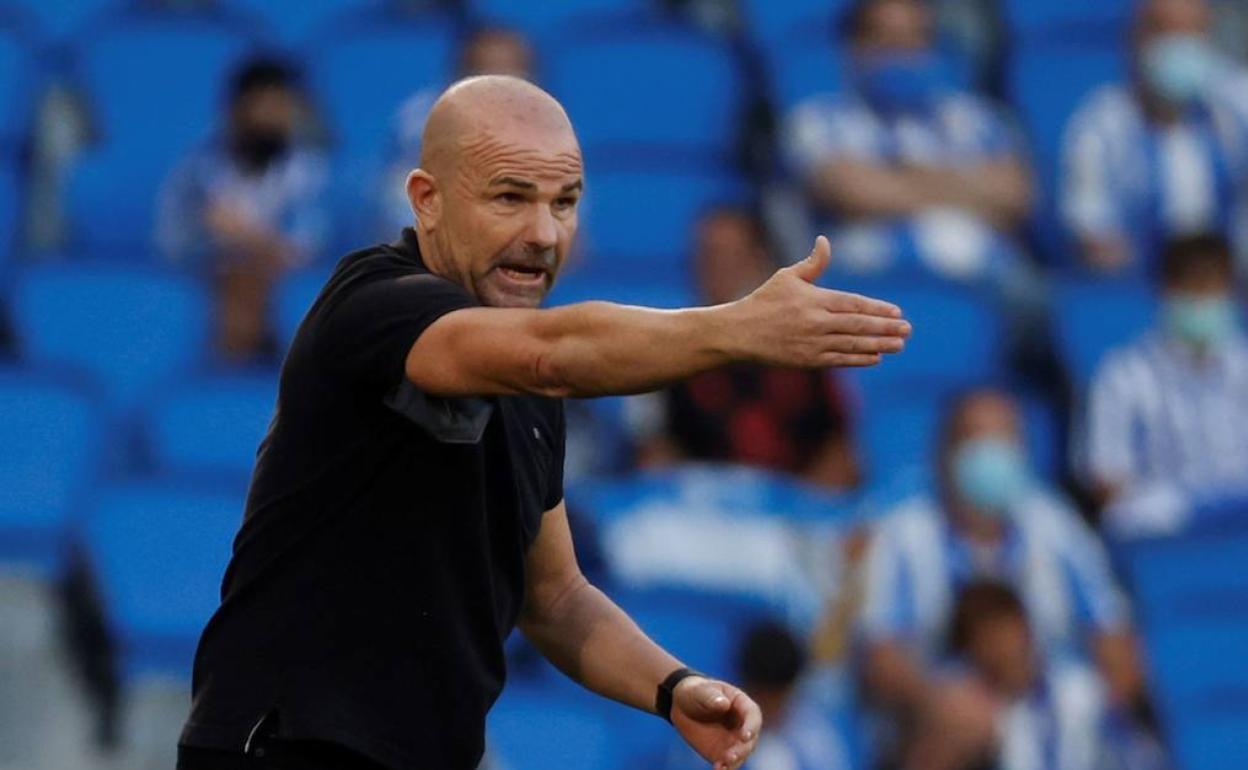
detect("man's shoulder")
[1067,83,1137,137]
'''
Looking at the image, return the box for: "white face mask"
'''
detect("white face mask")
[950,438,1031,516]
[1141,34,1220,106]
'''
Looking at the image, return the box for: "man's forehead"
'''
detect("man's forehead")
[458,126,583,184]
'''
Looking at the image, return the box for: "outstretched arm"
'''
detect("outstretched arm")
[406,237,910,398]
[519,502,761,770]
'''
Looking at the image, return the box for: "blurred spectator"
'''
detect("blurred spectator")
[783,0,1032,286]
[858,388,1141,720]
[376,27,535,235]
[944,582,1111,770]
[156,57,328,361]
[736,620,852,770]
[1081,234,1248,536]
[629,207,861,490]
[1061,0,1248,275]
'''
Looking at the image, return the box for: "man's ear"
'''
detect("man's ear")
[406,169,441,231]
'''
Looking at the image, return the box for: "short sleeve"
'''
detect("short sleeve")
[858,525,911,642]
[1056,511,1131,632]
[1081,349,1143,488]
[318,270,477,392]
[544,401,567,511]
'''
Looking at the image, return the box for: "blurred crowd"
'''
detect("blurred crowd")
[2,0,1248,770]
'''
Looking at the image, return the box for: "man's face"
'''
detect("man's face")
[431,123,582,308]
[944,392,1023,464]
[1165,258,1234,300]
[694,213,772,306]
[856,0,934,54]
[462,31,534,79]
[232,85,298,140]
[1135,0,1211,54]
[967,615,1035,698]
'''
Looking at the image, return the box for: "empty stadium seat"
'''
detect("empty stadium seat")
[999,0,1132,41]
[83,480,242,679]
[488,685,617,770]
[547,23,745,166]
[309,15,455,165]
[1007,41,1126,260]
[68,12,256,249]
[0,23,34,151]
[578,169,748,289]
[841,280,1005,390]
[766,37,847,113]
[466,0,646,43]
[11,264,212,413]
[738,0,847,55]
[0,370,100,572]
[1120,532,1248,629]
[858,385,942,483]
[0,160,19,270]
[146,372,277,480]
[224,0,371,46]
[5,0,120,42]
[1051,277,1156,385]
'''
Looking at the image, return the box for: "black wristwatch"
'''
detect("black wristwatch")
[655,667,704,723]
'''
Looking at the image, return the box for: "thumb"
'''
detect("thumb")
[790,235,832,283]
[680,681,733,721]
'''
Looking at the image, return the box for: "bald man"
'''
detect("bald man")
[177,77,910,770]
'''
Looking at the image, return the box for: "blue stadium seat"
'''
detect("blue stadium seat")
[738,0,847,54]
[858,386,942,484]
[999,0,1132,41]
[4,0,119,42]
[612,587,771,679]
[0,370,100,573]
[273,266,332,351]
[0,23,34,151]
[466,0,646,43]
[11,264,212,413]
[1167,710,1248,770]
[146,372,277,480]
[1050,277,1156,385]
[309,15,455,165]
[0,160,19,270]
[68,13,255,249]
[840,280,1004,391]
[83,480,242,679]
[1120,533,1248,628]
[767,38,847,113]
[1020,393,1061,480]
[548,24,745,166]
[223,0,371,47]
[578,169,748,290]
[488,685,617,770]
[1007,41,1126,261]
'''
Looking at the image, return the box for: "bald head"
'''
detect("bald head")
[420,75,577,176]
[405,75,584,309]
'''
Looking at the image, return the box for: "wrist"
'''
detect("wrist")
[655,666,705,722]
[693,302,746,363]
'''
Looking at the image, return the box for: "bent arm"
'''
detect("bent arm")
[518,502,682,713]
[406,238,910,399]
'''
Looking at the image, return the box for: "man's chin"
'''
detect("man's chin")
[478,280,549,309]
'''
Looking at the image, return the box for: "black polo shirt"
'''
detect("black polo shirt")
[180,229,566,770]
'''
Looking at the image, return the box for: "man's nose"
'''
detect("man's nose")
[525,204,560,251]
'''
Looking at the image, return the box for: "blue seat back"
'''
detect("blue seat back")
[70,14,255,248]
[840,280,1004,390]
[1051,278,1156,385]
[548,25,744,165]
[0,371,100,570]
[1000,0,1132,41]
[310,16,455,165]
[147,373,277,480]
[0,24,34,150]
[738,0,847,55]
[0,161,19,269]
[84,480,242,679]
[488,686,616,770]
[5,0,120,42]
[224,0,371,46]
[578,169,747,288]
[12,264,212,412]
[466,0,645,43]
[858,386,942,484]
[767,38,847,113]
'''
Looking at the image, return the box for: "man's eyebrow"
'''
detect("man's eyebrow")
[488,176,537,189]
[560,180,584,194]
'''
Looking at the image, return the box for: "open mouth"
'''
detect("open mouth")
[497,264,548,285]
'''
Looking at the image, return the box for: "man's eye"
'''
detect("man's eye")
[554,197,578,210]
[495,192,524,204]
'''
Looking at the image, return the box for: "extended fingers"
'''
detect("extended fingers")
[817,287,903,318]
[820,334,906,355]
[822,312,912,338]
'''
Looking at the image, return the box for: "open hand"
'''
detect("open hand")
[671,676,762,770]
[730,236,911,368]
